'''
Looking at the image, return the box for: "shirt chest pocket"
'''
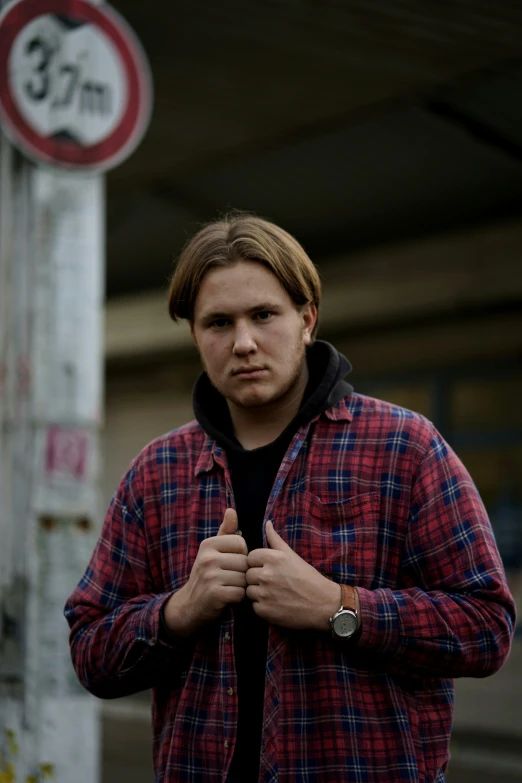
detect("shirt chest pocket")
[289,490,381,588]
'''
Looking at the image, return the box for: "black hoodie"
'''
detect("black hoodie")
[193,341,353,781]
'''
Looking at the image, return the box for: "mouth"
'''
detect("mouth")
[232,367,268,379]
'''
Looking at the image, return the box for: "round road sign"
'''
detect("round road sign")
[0,0,152,171]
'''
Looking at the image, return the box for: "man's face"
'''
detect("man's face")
[191,261,317,410]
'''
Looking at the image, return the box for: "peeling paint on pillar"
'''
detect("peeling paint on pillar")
[0,101,103,783]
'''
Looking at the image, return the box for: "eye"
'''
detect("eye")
[209,318,230,329]
[254,311,273,321]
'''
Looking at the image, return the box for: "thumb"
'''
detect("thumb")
[218,507,238,536]
[265,520,292,551]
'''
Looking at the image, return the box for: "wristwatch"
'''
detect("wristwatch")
[329,585,359,640]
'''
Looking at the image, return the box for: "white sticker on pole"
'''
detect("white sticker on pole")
[0,0,152,171]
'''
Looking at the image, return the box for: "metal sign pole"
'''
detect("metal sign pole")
[0,5,104,782]
[0,0,150,775]
[0,129,104,783]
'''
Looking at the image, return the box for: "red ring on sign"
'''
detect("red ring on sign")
[0,0,152,170]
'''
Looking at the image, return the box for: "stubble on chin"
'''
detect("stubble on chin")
[201,339,308,410]
[231,353,307,411]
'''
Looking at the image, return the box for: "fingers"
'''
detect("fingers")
[245,566,263,585]
[247,548,278,567]
[221,570,247,589]
[246,585,263,603]
[197,549,248,582]
[218,552,249,572]
[218,507,239,536]
[204,534,247,555]
[220,585,246,605]
[265,520,292,552]
[213,508,247,554]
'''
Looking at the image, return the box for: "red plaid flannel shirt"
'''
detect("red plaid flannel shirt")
[65,393,515,782]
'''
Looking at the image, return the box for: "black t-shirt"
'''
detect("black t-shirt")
[193,341,353,781]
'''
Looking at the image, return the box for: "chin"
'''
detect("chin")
[228,384,276,408]
[234,391,272,408]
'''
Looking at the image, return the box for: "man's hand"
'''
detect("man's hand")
[163,508,248,637]
[246,521,340,631]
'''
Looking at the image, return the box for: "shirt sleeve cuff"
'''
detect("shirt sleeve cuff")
[356,586,402,654]
[135,592,184,652]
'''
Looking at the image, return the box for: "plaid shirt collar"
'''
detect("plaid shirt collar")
[194,399,353,477]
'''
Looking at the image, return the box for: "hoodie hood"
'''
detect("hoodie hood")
[193,340,353,453]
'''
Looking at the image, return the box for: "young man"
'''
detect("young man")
[65,214,515,783]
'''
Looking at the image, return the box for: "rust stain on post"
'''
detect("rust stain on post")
[39,518,57,532]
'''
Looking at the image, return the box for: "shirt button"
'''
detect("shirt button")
[224,740,229,749]
[227,687,234,696]
[224,632,231,641]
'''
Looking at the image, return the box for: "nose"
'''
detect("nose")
[232,320,257,356]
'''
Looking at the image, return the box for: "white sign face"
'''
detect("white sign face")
[10,15,127,146]
[0,0,152,171]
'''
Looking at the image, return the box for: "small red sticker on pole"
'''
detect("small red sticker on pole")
[46,426,88,479]
[0,0,152,171]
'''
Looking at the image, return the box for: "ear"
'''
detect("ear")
[302,303,317,345]
[189,321,197,346]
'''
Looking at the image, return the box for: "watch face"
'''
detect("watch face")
[333,611,357,638]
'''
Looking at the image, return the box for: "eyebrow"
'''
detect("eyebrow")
[200,302,281,322]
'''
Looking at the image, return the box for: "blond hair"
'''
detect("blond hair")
[167,213,322,338]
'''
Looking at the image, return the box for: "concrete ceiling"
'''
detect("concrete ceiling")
[106,0,522,297]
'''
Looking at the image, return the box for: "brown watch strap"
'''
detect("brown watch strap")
[341,584,357,614]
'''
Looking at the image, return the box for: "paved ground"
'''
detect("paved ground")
[446,640,522,782]
[102,708,154,783]
[102,640,522,782]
